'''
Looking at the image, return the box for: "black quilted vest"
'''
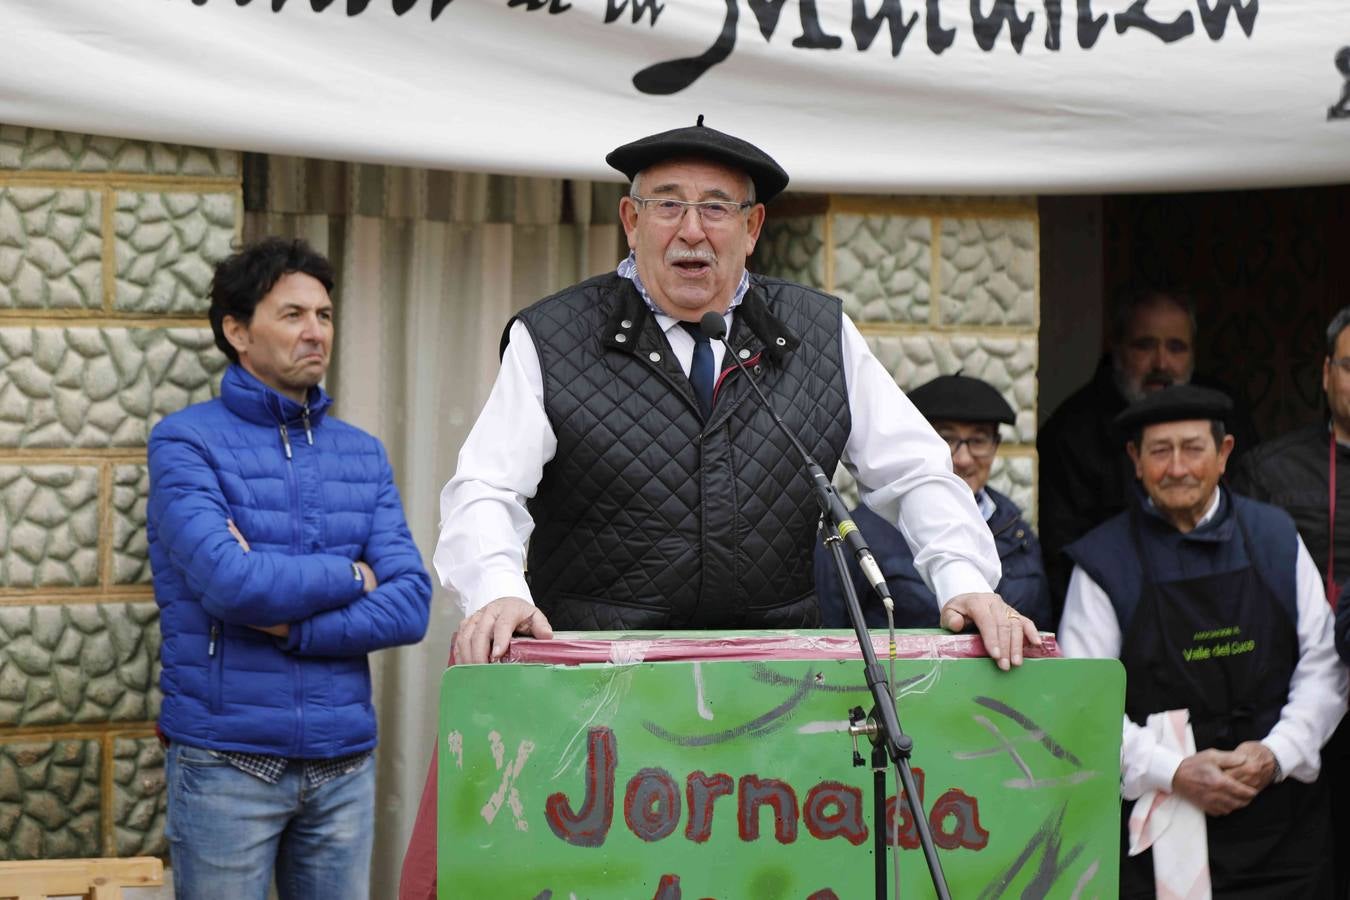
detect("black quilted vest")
[509,272,851,631]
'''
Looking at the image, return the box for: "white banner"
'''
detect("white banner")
[2,0,1348,193]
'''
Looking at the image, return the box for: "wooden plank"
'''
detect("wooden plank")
[0,856,162,899]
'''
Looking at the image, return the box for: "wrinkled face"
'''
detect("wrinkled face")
[1115,300,1195,403]
[1323,326,1350,439]
[931,420,1000,494]
[223,272,333,404]
[1127,420,1233,529]
[618,158,765,322]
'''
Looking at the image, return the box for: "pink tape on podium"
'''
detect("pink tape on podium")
[398,630,1063,900]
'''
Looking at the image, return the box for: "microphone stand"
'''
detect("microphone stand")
[701,312,952,900]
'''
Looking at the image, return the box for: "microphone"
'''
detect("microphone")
[698,311,894,614]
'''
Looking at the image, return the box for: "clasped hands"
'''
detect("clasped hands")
[1171,741,1279,816]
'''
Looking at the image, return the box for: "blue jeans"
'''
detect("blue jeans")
[165,742,375,900]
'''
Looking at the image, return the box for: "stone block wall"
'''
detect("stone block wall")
[755,196,1039,518]
[0,125,237,860]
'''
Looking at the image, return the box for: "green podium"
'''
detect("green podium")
[437,632,1123,899]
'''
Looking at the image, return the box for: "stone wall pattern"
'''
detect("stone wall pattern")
[0,465,100,588]
[0,126,239,177]
[0,603,162,728]
[112,737,167,857]
[115,192,236,314]
[938,218,1037,327]
[989,455,1035,519]
[0,187,103,310]
[755,216,825,290]
[833,214,931,323]
[0,123,238,861]
[113,464,152,585]
[0,326,226,448]
[866,334,1038,443]
[0,739,101,859]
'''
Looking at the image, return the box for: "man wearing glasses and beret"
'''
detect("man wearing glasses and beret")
[815,373,1052,630]
[434,118,1040,668]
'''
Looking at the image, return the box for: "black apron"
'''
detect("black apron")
[1118,502,1333,900]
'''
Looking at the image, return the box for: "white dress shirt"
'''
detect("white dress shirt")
[435,299,1002,618]
[1058,489,1348,800]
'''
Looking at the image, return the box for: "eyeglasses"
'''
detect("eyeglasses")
[630,195,753,225]
[938,432,1000,460]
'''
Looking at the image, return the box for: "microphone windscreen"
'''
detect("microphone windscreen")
[699,310,728,341]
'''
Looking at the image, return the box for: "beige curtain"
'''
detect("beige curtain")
[242,155,625,894]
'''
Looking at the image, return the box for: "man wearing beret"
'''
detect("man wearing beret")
[814,373,1051,629]
[1038,288,1259,620]
[1059,384,1346,898]
[434,119,1039,667]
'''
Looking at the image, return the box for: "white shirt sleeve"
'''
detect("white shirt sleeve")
[434,320,553,617]
[1059,565,1184,800]
[435,310,1002,617]
[1260,536,1348,783]
[838,315,1001,604]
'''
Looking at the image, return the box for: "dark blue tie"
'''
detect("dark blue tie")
[680,322,714,418]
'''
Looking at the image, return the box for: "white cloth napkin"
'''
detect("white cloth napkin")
[1127,709,1211,900]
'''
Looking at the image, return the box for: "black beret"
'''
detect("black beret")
[606,116,789,203]
[1113,384,1233,437]
[907,374,1015,425]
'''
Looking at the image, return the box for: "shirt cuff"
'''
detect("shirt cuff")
[931,561,996,606]
[1261,735,1297,783]
[461,571,535,617]
[1148,745,1186,795]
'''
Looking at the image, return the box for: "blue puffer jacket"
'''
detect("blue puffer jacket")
[147,365,431,758]
[814,487,1053,630]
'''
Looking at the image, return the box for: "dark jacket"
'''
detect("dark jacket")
[511,272,850,631]
[147,365,432,757]
[813,487,1052,629]
[1037,356,1258,613]
[1231,423,1350,599]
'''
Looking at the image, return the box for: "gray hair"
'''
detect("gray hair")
[1327,306,1350,357]
[1110,287,1198,346]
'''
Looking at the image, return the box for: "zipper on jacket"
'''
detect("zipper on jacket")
[293,657,305,756]
[208,620,224,715]
[279,423,293,460]
[302,404,313,445]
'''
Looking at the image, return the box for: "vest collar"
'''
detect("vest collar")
[601,276,802,367]
[220,363,333,428]
[1135,484,1235,545]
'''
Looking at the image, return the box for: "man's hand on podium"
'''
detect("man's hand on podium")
[941,592,1042,672]
[454,597,555,664]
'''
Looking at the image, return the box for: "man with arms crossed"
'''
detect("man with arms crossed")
[148,238,432,899]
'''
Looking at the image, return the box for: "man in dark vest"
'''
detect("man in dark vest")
[1059,384,1346,898]
[814,373,1052,629]
[435,119,1040,667]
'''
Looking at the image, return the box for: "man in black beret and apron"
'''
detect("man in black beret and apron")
[814,373,1052,629]
[1059,384,1347,898]
[435,118,1040,667]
